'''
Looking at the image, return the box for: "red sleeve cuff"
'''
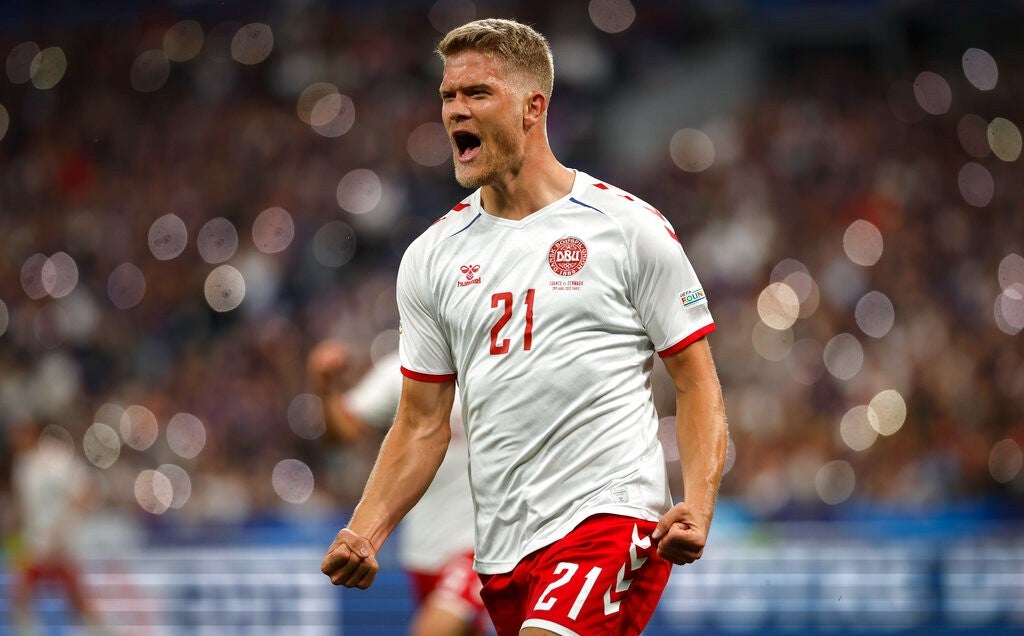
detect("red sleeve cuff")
[400,366,457,382]
[657,323,716,358]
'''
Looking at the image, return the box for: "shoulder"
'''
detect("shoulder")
[571,173,680,243]
[404,195,481,260]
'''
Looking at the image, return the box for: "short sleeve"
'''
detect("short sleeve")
[628,215,715,357]
[346,351,403,428]
[396,243,457,381]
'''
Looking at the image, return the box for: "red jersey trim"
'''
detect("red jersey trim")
[401,366,457,382]
[657,323,716,358]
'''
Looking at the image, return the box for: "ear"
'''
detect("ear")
[523,91,547,130]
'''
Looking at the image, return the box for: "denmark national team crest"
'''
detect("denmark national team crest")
[548,237,588,277]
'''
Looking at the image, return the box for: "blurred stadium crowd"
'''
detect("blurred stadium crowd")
[0,0,1022,547]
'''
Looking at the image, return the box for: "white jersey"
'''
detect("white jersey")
[397,172,715,575]
[347,350,475,573]
[12,439,89,556]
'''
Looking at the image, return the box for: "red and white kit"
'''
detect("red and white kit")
[397,172,715,629]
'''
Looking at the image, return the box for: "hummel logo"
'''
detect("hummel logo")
[458,264,482,287]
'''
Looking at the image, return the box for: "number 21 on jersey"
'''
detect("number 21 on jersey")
[490,289,535,355]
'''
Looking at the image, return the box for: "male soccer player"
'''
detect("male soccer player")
[308,340,487,635]
[322,18,728,636]
[8,419,109,635]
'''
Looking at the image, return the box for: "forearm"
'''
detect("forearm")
[673,354,728,525]
[347,416,450,550]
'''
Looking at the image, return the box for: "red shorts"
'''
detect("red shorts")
[480,514,671,636]
[17,560,81,590]
[408,550,487,623]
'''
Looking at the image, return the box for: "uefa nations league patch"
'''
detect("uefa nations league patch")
[680,287,707,308]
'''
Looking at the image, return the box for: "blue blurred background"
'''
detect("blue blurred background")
[0,0,1022,633]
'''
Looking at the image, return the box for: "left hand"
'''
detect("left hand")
[651,501,709,565]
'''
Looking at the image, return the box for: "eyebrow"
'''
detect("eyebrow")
[439,83,491,97]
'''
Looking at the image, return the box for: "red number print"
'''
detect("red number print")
[489,290,536,355]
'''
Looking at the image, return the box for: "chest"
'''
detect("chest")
[427,218,632,354]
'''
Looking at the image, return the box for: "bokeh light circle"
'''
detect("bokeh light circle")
[252,207,295,253]
[840,405,878,451]
[108,263,146,309]
[120,404,159,451]
[788,272,821,319]
[987,117,1022,162]
[887,80,922,124]
[843,219,883,266]
[855,291,895,338]
[757,282,800,330]
[337,169,383,214]
[311,94,355,138]
[989,439,1022,484]
[21,253,49,299]
[958,114,991,158]
[297,83,338,124]
[752,321,793,361]
[913,71,952,115]
[134,469,173,515]
[288,394,326,440]
[272,459,315,504]
[962,48,998,91]
[197,217,239,264]
[166,412,207,459]
[958,162,994,207]
[204,265,246,312]
[670,128,715,173]
[998,253,1024,290]
[95,403,125,428]
[313,221,358,268]
[149,214,188,260]
[83,422,121,469]
[164,20,204,62]
[589,0,637,34]
[868,390,907,436]
[158,464,192,509]
[408,122,452,167]
[231,23,274,65]
[131,50,170,93]
[39,425,74,465]
[7,41,40,84]
[30,47,67,89]
[41,252,79,298]
[824,333,864,381]
[994,284,1024,334]
[816,460,855,505]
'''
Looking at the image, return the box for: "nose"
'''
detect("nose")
[445,96,471,123]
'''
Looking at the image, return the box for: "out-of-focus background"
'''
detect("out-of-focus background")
[0,0,1022,633]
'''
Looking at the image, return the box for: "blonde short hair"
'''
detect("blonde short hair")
[437,18,554,99]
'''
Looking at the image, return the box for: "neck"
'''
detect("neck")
[480,147,575,221]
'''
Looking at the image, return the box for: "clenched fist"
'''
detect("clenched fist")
[322,528,379,589]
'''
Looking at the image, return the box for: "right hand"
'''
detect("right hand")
[321,528,379,589]
[308,339,348,393]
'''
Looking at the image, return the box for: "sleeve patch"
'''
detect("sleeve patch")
[680,287,707,308]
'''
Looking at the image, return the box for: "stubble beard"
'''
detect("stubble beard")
[452,123,523,190]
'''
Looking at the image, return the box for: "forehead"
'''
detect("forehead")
[440,50,510,89]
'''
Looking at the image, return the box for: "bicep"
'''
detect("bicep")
[394,376,456,435]
[661,338,720,396]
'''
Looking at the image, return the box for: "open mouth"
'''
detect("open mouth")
[453,131,482,162]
